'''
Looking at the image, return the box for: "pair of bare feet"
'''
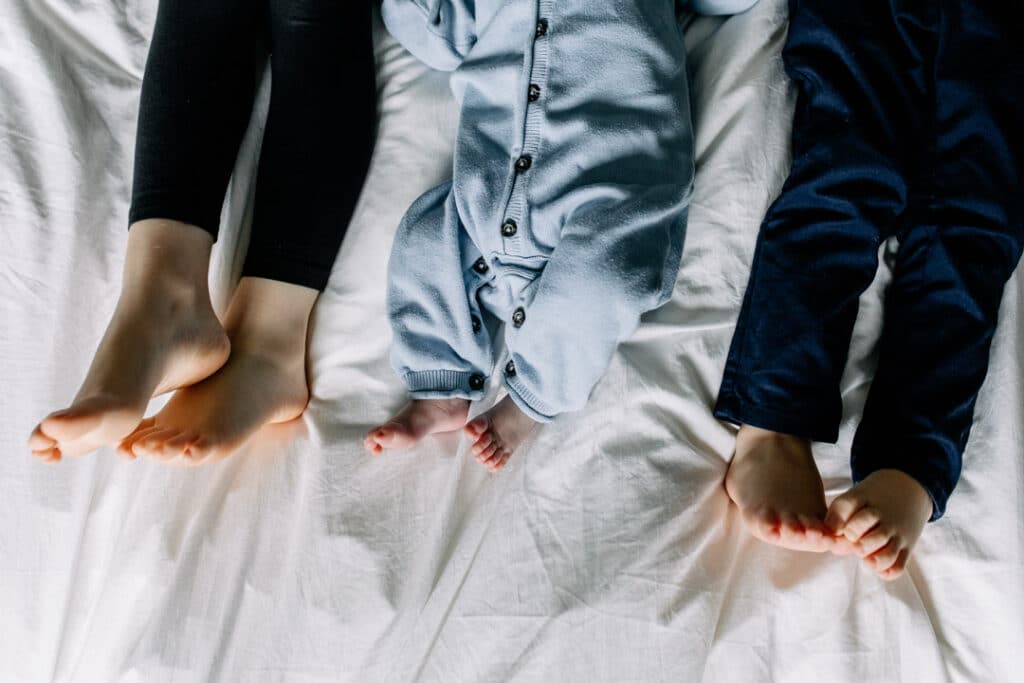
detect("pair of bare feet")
[724,425,934,580]
[363,394,537,471]
[28,220,315,465]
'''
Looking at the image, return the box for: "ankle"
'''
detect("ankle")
[736,424,808,455]
[124,219,214,285]
[224,278,317,358]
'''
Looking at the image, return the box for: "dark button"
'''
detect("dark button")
[469,374,485,390]
[512,307,526,327]
[528,84,541,102]
[473,257,489,274]
[536,19,548,38]
[505,360,517,377]
[471,315,482,333]
[515,155,532,172]
[501,219,518,237]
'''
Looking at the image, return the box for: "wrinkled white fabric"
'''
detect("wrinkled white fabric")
[1,1,1021,681]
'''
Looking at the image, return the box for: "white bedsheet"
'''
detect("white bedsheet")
[2,1,1022,680]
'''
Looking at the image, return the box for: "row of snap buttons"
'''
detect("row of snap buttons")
[467,360,517,391]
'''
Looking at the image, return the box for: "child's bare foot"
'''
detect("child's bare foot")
[824,469,933,580]
[724,425,837,552]
[123,277,316,465]
[463,395,537,472]
[28,220,228,462]
[363,398,470,455]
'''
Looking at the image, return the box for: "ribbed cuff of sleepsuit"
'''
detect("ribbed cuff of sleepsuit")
[503,375,556,424]
[403,369,486,401]
[851,439,951,522]
[714,389,840,444]
[128,194,221,240]
[242,252,333,293]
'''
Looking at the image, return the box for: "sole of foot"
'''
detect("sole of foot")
[29,220,227,462]
[824,469,934,580]
[463,395,537,472]
[724,425,838,553]
[121,277,317,466]
[364,398,470,455]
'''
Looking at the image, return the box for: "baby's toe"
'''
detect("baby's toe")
[472,432,494,455]
[476,442,498,462]
[480,443,504,466]
[488,450,511,472]
[464,417,489,439]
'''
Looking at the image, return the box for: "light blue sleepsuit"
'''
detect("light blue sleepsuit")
[382,0,757,422]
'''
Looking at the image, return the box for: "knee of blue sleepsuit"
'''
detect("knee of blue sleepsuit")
[499,196,689,423]
[387,183,495,399]
[688,0,760,15]
[380,0,477,72]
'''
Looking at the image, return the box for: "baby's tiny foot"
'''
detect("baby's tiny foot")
[463,395,537,472]
[364,398,470,455]
[825,469,934,580]
[724,425,836,553]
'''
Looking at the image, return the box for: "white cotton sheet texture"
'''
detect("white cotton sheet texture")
[1,0,1022,680]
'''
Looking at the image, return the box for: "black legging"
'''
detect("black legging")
[129,0,376,291]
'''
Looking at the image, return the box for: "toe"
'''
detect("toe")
[842,507,881,543]
[855,526,891,558]
[163,432,199,458]
[825,490,868,534]
[797,515,834,551]
[472,433,494,456]
[464,416,489,439]
[480,444,504,466]
[373,423,416,450]
[33,447,61,463]
[183,438,211,464]
[134,429,180,459]
[830,536,859,556]
[489,451,511,472]
[778,510,805,540]
[878,549,910,580]
[28,425,57,451]
[865,539,901,571]
[746,507,781,541]
[476,442,498,462]
[120,423,161,456]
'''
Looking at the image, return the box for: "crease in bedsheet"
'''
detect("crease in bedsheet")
[389,459,532,681]
[24,0,145,83]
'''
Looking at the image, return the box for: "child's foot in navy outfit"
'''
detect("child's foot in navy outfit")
[725,426,837,553]
[365,398,470,455]
[825,469,933,580]
[464,395,537,472]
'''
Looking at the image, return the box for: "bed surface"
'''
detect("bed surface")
[1,1,1022,680]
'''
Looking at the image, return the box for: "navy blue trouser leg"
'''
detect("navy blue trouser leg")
[851,1,1024,518]
[715,0,1024,519]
